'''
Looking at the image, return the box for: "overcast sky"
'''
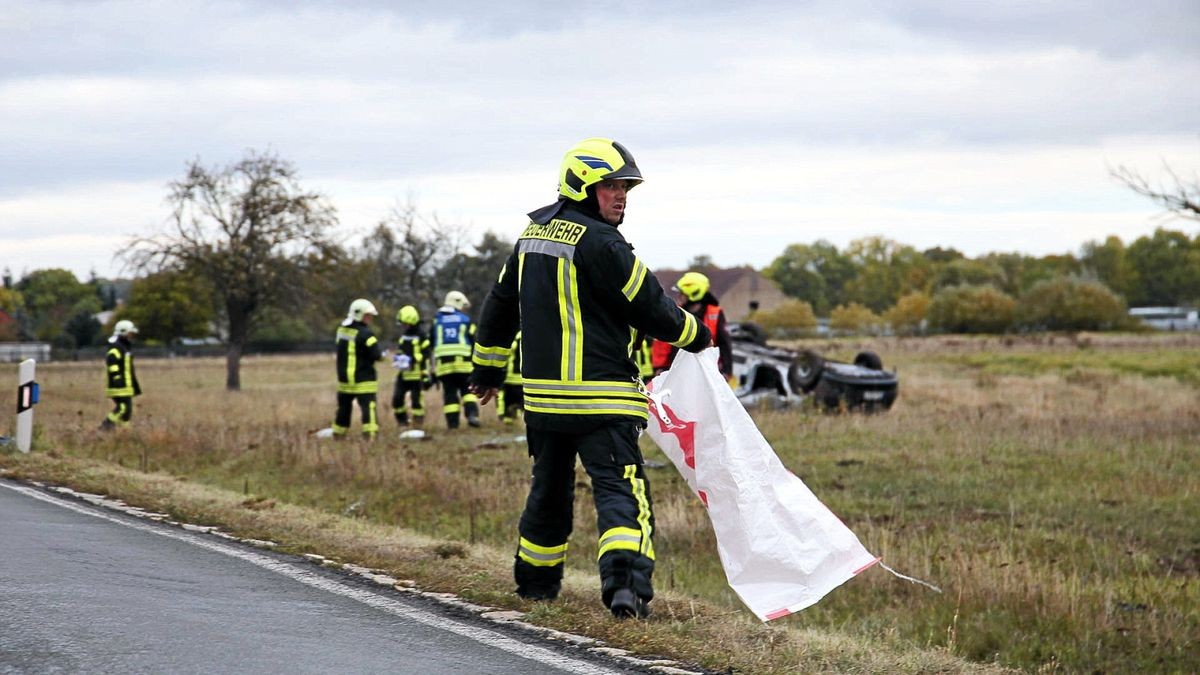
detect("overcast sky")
[2,0,1198,281]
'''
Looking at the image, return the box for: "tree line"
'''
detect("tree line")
[748,227,1200,336]
[3,149,1197,381]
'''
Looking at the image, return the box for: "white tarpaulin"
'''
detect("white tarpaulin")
[644,348,880,621]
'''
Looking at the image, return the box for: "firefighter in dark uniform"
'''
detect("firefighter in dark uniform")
[333,298,385,439]
[653,271,734,382]
[632,333,654,382]
[499,331,524,425]
[431,290,480,429]
[100,319,141,430]
[392,304,430,427]
[469,138,711,619]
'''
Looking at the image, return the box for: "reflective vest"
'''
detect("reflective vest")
[432,308,475,376]
[650,303,720,372]
[633,337,654,379]
[104,337,140,398]
[336,321,383,394]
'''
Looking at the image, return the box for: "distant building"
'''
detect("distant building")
[1128,307,1200,331]
[653,266,789,322]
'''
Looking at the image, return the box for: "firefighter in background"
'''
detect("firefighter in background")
[499,331,524,425]
[632,333,654,382]
[392,304,430,427]
[468,137,711,620]
[652,271,734,382]
[333,298,385,439]
[100,319,141,430]
[431,290,480,429]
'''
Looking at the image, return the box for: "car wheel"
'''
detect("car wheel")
[788,349,824,393]
[853,350,883,370]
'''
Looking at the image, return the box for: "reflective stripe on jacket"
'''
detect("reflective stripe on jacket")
[471,201,704,426]
[104,337,140,398]
[336,321,383,394]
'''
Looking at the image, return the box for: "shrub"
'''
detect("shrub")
[747,299,817,338]
[829,302,881,335]
[1018,276,1128,331]
[884,292,931,336]
[928,284,1016,334]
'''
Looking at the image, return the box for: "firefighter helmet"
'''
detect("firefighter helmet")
[674,272,710,302]
[397,305,420,325]
[558,138,643,202]
[113,319,139,337]
[347,298,378,321]
[444,291,470,311]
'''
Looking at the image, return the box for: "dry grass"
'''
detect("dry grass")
[3,334,1198,673]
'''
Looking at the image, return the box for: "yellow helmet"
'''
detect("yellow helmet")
[674,272,710,302]
[396,305,420,325]
[559,138,643,202]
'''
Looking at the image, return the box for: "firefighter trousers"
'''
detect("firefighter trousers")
[103,396,133,428]
[499,384,524,425]
[333,392,378,438]
[392,378,424,426]
[439,373,478,429]
[514,422,655,608]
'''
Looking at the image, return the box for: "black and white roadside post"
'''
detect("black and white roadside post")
[15,359,38,453]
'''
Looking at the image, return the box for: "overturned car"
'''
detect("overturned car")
[728,323,899,412]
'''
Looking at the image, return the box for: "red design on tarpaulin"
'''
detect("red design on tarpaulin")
[647,393,697,469]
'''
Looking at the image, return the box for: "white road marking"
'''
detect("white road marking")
[1,482,622,675]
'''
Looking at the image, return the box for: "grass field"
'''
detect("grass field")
[3,333,1198,673]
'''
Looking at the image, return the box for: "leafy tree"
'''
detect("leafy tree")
[358,201,461,320]
[122,269,216,344]
[884,291,931,336]
[0,286,25,341]
[922,246,965,263]
[686,254,716,269]
[747,299,817,339]
[1018,277,1128,331]
[931,258,1006,291]
[124,150,339,390]
[1124,228,1200,306]
[1080,236,1134,299]
[15,268,100,342]
[928,284,1016,334]
[843,236,930,313]
[763,241,855,314]
[829,302,881,335]
[64,310,102,347]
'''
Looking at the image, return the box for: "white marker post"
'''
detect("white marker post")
[16,359,38,453]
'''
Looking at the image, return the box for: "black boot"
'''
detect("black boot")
[608,588,649,619]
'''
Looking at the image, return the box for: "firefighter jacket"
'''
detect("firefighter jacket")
[336,320,384,394]
[395,324,429,382]
[431,307,476,377]
[470,200,711,431]
[104,336,141,398]
[505,331,523,386]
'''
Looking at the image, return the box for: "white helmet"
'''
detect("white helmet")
[347,298,378,322]
[444,290,470,311]
[113,319,139,337]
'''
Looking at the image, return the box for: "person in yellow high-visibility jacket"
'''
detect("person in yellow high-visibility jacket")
[100,320,141,430]
[333,299,385,439]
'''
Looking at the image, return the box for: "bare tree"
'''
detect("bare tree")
[361,200,465,314]
[124,150,339,390]
[1112,159,1200,223]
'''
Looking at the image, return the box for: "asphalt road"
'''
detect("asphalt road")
[0,480,624,674]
